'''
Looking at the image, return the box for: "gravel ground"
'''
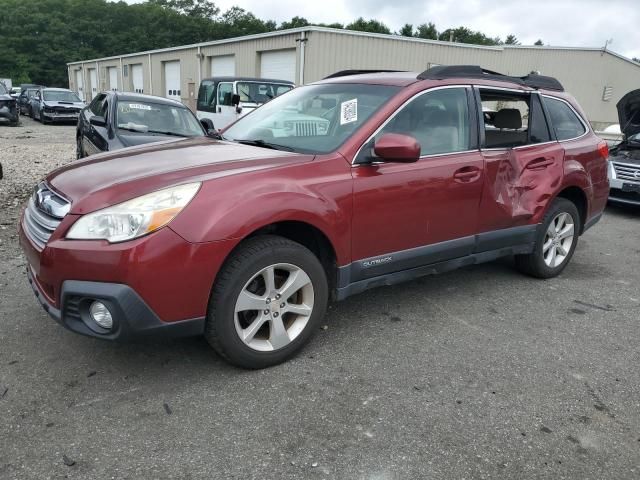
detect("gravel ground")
[1,117,640,479]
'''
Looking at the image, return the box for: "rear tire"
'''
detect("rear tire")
[515,198,580,278]
[205,235,328,369]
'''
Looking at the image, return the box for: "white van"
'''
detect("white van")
[196,77,294,130]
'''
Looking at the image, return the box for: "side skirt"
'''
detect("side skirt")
[335,225,537,301]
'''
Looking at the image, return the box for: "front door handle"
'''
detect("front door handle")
[453,166,481,183]
[526,157,554,170]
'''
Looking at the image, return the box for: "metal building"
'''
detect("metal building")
[67,26,640,128]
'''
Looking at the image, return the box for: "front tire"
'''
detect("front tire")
[205,235,328,369]
[515,198,580,278]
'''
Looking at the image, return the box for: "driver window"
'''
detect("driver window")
[217,83,233,106]
[377,87,470,156]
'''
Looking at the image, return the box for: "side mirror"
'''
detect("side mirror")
[373,133,421,163]
[90,116,106,127]
[200,118,215,133]
[231,93,240,106]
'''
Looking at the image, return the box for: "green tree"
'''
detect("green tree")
[345,17,391,34]
[148,0,219,19]
[399,23,414,37]
[415,22,438,40]
[279,16,310,30]
[534,39,544,46]
[439,26,501,45]
[505,34,520,45]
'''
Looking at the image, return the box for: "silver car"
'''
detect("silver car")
[31,88,85,124]
[608,89,640,206]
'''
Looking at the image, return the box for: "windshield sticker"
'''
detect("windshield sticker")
[340,98,358,125]
[128,103,152,110]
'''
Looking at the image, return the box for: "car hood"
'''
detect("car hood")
[616,89,640,138]
[0,94,15,102]
[43,101,84,108]
[47,136,313,214]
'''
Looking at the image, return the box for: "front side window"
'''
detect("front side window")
[543,97,587,140]
[116,100,204,137]
[223,83,400,154]
[373,87,471,157]
[43,90,82,102]
[217,82,234,106]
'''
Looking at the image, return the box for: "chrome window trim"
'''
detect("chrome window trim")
[351,85,474,166]
[541,94,590,142]
[352,149,479,167]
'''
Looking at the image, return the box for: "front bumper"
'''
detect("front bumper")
[0,104,18,123]
[27,267,204,341]
[19,212,239,341]
[608,161,640,206]
[42,111,79,122]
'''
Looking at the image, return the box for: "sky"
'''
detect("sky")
[207,0,639,59]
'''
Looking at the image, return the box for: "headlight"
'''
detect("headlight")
[66,182,201,242]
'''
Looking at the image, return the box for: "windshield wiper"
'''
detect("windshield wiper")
[145,130,189,137]
[235,139,296,152]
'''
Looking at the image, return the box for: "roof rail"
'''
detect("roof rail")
[417,65,564,91]
[323,69,405,79]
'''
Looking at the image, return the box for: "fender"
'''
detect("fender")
[169,154,353,266]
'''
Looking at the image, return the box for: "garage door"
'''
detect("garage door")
[75,70,84,100]
[260,50,296,82]
[108,67,118,91]
[211,55,235,77]
[164,60,181,102]
[132,64,143,93]
[88,68,97,100]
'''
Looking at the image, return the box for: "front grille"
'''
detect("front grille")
[45,106,79,114]
[612,161,640,183]
[295,121,319,137]
[23,183,70,250]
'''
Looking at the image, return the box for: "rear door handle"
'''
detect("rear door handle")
[526,157,554,170]
[453,166,481,183]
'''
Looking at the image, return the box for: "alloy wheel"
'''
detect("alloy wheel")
[542,212,575,268]
[234,263,314,352]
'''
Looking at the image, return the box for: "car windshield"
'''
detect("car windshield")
[116,101,204,137]
[236,81,293,104]
[223,84,400,154]
[0,83,6,95]
[43,90,81,102]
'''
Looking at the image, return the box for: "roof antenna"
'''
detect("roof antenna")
[601,38,613,56]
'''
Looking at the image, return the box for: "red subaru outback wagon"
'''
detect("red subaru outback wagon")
[19,66,609,368]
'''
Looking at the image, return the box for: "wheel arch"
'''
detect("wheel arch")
[554,185,588,234]
[236,220,340,298]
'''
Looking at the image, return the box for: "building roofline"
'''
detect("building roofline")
[66,25,640,69]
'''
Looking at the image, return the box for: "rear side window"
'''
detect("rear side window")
[197,81,216,111]
[480,90,529,148]
[543,97,586,140]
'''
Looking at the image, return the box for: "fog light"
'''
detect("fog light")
[89,301,113,329]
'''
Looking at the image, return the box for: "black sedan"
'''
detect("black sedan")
[0,82,19,126]
[76,91,212,159]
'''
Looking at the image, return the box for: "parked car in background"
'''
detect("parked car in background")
[19,66,608,369]
[608,88,640,205]
[31,88,85,124]
[18,88,40,116]
[197,77,294,129]
[0,82,19,126]
[76,91,207,158]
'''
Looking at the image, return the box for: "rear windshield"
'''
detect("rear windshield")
[236,81,293,103]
